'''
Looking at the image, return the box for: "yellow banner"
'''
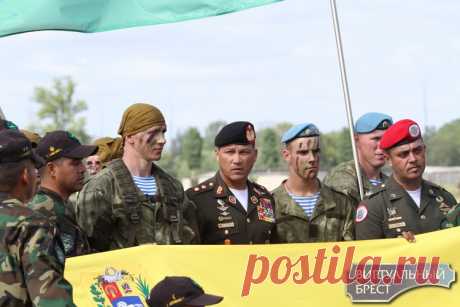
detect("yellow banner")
[66,227,460,307]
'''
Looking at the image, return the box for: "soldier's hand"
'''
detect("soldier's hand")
[401,231,416,243]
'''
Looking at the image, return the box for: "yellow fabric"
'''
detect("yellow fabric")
[117,103,165,137]
[66,227,460,307]
[93,137,123,163]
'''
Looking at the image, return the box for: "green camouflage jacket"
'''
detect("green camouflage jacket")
[442,203,460,228]
[75,158,198,252]
[323,159,388,206]
[272,181,355,243]
[0,193,75,306]
[29,188,91,257]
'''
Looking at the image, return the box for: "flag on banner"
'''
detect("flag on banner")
[65,227,460,307]
[0,0,282,37]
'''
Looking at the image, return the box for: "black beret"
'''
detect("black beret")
[214,121,256,148]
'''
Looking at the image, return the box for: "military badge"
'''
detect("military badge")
[257,198,275,223]
[217,199,228,212]
[218,222,235,229]
[245,124,256,144]
[250,195,258,205]
[355,205,368,223]
[228,195,237,205]
[91,267,150,307]
[409,124,420,138]
[48,146,62,158]
[216,186,224,195]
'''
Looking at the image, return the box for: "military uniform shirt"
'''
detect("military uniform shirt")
[356,176,457,240]
[29,188,91,257]
[273,181,355,243]
[0,194,75,306]
[186,173,277,245]
[324,159,389,206]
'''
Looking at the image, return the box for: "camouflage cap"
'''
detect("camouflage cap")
[118,103,165,137]
[0,129,44,167]
[21,129,42,148]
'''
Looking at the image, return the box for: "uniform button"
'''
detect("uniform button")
[224,230,229,235]
[246,218,251,223]
[420,215,426,220]
[268,230,271,235]
[396,228,401,232]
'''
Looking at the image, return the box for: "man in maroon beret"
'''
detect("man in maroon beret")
[356,119,457,240]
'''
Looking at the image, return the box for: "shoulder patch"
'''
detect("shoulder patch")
[189,180,214,194]
[355,204,368,223]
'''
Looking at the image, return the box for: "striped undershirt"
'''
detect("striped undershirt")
[369,178,383,187]
[288,192,321,217]
[132,175,157,196]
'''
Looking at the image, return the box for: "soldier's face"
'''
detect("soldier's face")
[50,157,87,196]
[387,139,426,183]
[130,125,167,162]
[85,155,102,175]
[216,144,257,187]
[283,136,320,180]
[356,130,386,169]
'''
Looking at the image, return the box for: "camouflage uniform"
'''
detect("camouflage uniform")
[75,158,198,251]
[272,181,354,243]
[0,193,75,306]
[323,159,388,206]
[356,176,457,239]
[29,188,91,257]
[441,203,460,228]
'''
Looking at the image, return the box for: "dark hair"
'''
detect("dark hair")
[0,160,28,192]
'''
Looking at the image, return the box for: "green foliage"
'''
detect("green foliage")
[181,127,203,170]
[320,128,352,170]
[426,119,460,166]
[30,76,90,143]
[256,128,281,171]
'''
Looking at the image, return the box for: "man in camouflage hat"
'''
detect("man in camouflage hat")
[324,112,393,206]
[29,131,97,257]
[356,119,457,239]
[186,121,277,244]
[0,129,75,306]
[273,123,354,243]
[76,103,198,251]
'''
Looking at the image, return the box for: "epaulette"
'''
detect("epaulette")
[366,183,387,199]
[190,179,216,194]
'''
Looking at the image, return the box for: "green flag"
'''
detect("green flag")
[0,0,282,37]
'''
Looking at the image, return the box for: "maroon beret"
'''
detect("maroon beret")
[379,119,421,150]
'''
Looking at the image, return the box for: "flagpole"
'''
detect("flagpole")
[329,0,364,200]
[0,107,5,120]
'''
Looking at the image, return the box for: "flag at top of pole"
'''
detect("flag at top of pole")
[0,0,282,37]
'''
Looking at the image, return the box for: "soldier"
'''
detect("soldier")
[76,103,198,251]
[85,154,103,176]
[186,121,277,244]
[356,119,457,239]
[28,131,97,257]
[0,130,75,306]
[324,112,393,206]
[273,123,354,243]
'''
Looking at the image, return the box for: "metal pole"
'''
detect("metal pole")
[329,0,364,200]
[0,106,5,119]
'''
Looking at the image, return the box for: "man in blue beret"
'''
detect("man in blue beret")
[324,112,393,207]
[272,123,355,243]
[186,121,277,244]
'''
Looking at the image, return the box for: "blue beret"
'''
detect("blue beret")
[281,123,320,144]
[355,112,393,134]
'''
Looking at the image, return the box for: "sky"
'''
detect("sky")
[1,0,460,140]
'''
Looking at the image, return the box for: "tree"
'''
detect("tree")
[256,128,281,171]
[180,127,203,184]
[30,76,90,143]
[426,119,460,166]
